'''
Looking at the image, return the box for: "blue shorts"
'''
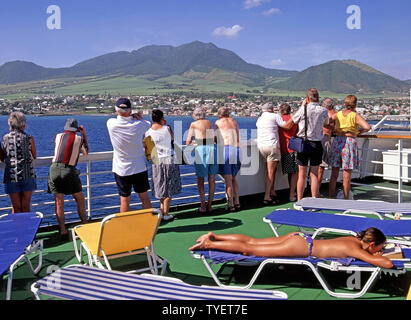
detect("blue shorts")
[218,146,241,176]
[4,178,37,195]
[194,144,218,178]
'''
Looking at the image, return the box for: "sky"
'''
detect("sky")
[1,0,411,80]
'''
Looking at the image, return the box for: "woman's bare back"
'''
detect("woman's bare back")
[312,236,360,259]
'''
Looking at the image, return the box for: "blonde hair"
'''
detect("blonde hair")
[193,107,206,120]
[8,112,26,131]
[217,107,230,118]
[345,95,357,111]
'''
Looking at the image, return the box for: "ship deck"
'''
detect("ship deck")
[2,178,410,301]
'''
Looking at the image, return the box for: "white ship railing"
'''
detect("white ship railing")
[1,135,411,227]
[372,115,411,132]
[0,151,226,226]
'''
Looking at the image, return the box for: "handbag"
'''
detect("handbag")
[288,104,311,153]
[143,135,159,164]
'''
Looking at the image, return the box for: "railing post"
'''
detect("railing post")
[397,139,403,204]
[86,160,92,219]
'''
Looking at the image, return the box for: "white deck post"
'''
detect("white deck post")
[397,139,403,203]
[86,160,92,219]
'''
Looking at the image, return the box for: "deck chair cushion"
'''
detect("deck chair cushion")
[265,209,411,237]
[296,198,411,215]
[32,265,288,300]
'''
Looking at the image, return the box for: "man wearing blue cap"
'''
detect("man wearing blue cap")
[107,98,152,212]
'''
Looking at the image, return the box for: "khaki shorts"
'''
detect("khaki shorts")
[259,146,281,162]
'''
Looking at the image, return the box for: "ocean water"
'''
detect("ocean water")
[0,115,258,225]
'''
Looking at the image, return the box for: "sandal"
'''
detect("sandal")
[262,199,273,206]
[271,195,280,205]
[225,205,236,212]
[234,204,241,211]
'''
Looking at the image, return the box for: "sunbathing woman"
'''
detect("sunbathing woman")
[189,227,394,269]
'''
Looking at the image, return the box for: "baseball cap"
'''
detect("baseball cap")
[115,98,132,109]
[64,118,79,132]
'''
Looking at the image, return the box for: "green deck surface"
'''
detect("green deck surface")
[1,181,411,301]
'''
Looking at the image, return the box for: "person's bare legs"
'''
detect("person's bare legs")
[72,191,87,223]
[318,166,325,195]
[223,174,234,208]
[297,165,308,201]
[198,232,297,245]
[120,196,131,213]
[232,175,240,207]
[160,197,171,216]
[196,177,206,212]
[190,233,310,258]
[328,167,340,199]
[343,169,353,199]
[288,172,298,201]
[20,191,33,213]
[54,193,67,235]
[263,161,276,201]
[207,174,216,212]
[270,161,278,199]
[138,191,152,209]
[9,193,23,214]
[309,166,320,198]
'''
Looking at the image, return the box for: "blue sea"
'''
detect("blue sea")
[0,115,258,225]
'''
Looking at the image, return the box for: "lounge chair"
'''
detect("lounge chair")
[263,209,411,241]
[30,264,288,300]
[295,197,411,220]
[407,285,411,300]
[0,212,43,300]
[191,248,411,299]
[72,208,167,275]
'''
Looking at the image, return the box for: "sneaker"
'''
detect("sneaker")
[162,215,174,222]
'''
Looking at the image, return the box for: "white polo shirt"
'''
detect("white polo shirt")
[256,112,286,148]
[107,116,151,177]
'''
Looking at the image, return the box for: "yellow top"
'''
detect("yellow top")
[335,111,359,135]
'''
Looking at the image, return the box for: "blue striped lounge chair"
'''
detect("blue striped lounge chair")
[31,265,288,300]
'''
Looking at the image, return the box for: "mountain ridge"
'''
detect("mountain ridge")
[273,59,408,93]
[0,41,409,94]
[0,41,297,85]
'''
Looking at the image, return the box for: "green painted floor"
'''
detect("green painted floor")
[2,180,411,300]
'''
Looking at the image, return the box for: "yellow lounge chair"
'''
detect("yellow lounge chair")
[407,285,411,300]
[72,208,167,275]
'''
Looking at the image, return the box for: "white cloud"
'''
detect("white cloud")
[212,25,244,39]
[270,59,285,66]
[244,0,271,10]
[262,8,281,16]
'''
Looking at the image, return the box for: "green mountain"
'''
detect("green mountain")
[273,60,409,94]
[0,41,296,85]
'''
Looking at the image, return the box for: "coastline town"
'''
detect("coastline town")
[0,93,410,120]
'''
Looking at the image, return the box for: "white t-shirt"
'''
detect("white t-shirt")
[145,126,174,159]
[107,116,151,176]
[292,103,329,142]
[256,112,286,148]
